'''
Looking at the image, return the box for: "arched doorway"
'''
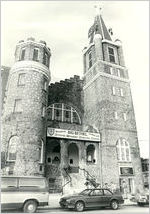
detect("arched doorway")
[46,138,61,192]
[68,143,79,173]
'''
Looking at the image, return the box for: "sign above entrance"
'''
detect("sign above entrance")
[47,128,100,142]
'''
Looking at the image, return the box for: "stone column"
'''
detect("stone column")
[60,139,68,169]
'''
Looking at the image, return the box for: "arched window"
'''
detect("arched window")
[7,136,19,161]
[39,140,44,164]
[116,139,131,162]
[86,144,96,163]
[47,103,81,124]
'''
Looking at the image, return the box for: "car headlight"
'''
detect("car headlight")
[66,199,74,203]
[139,195,147,199]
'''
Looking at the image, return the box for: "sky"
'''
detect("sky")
[1,1,149,158]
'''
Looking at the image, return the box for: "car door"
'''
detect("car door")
[103,189,113,206]
[1,177,19,210]
[88,189,104,207]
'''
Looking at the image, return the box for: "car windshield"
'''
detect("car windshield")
[79,189,91,195]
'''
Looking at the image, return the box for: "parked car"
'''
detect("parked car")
[137,192,149,206]
[1,176,49,213]
[59,188,124,211]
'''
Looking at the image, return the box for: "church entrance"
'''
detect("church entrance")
[45,138,62,193]
[119,177,135,198]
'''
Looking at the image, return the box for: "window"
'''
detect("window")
[116,139,131,162]
[7,136,19,161]
[108,47,115,63]
[90,189,103,196]
[120,88,124,97]
[88,51,92,68]
[42,104,46,117]
[43,51,49,67]
[43,79,47,91]
[14,99,22,113]
[20,48,26,60]
[18,73,25,86]
[123,113,127,121]
[39,165,43,171]
[70,159,73,164]
[1,177,17,189]
[47,157,51,163]
[47,103,81,124]
[120,167,134,175]
[39,140,44,163]
[19,178,45,188]
[33,48,39,61]
[112,86,116,95]
[114,112,118,120]
[110,67,113,75]
[104,190,112,195]
[117,69,120,77]
[86,144,96,163]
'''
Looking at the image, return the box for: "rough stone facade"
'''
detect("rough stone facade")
[1,13,144,197]
[1,66,10,109]
[1,38,51,176]
[83,14,144,195]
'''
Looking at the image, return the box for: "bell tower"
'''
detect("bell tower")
[83,9,144,193]
[2,38,51,176]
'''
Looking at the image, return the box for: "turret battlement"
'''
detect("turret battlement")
[15,38,51,68]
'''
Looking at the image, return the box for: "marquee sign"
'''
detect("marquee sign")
[47,128,100,142]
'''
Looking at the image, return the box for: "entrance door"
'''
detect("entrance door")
[119,178,135,198]
[68,143,79,173]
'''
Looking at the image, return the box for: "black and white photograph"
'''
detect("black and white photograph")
[1,1,149,213]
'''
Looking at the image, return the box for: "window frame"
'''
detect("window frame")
[43,51,49,67]
[120,88,124,97]
[116,139,131,162]
[13,99,22,113]
[110,67,113,75]
[20,48,26,61]
[33,48,39,62]
[123,112,127,121]
[108,47,115,63]
[42,104,46,117]
[112,86,116,95]
[86,144,96,164]
[114,111,118,120]
[47,103,81,124]
[18,73,25,86]
[7,136,19,162]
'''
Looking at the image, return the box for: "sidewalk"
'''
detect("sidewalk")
[123,198,137,206]
[48,193,62,208]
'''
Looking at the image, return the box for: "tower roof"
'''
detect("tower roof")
[88,13,112,43]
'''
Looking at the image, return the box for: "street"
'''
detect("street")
[2,205,149,213]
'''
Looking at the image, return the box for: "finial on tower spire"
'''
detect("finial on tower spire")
[94,5,102,16]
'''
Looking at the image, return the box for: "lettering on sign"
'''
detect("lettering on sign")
[47,128,100,142]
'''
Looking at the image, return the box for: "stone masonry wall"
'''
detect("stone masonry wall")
[2,65,49,176]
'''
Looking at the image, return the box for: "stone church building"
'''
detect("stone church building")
[1,11,144,197]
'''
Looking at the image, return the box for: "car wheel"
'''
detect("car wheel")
[110,200,119,210]
[23,200,37,213]
[75,201,84,212]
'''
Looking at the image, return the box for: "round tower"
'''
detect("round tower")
[1,38,51,176]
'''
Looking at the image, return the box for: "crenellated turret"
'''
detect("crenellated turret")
[1,38,51,176]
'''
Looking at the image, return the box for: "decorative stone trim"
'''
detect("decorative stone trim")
[83,70,130,90]
[16,40,51,54]
[10,61,51,80]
